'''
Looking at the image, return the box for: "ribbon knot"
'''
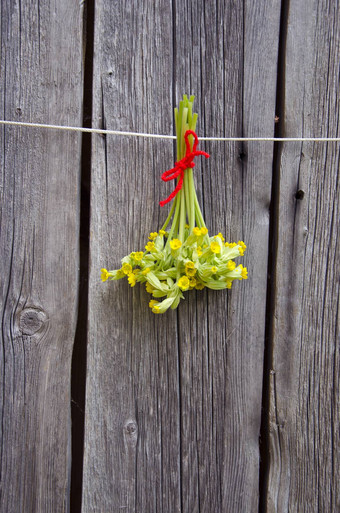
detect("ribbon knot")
[159,129,210,207]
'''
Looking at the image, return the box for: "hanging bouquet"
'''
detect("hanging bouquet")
[101,95,248,313]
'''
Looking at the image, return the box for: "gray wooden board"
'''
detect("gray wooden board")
[83,1,281,512]
[174,1,281,512]
[83,1,177,511]
[267,0,340,511]
[0,1,83,512]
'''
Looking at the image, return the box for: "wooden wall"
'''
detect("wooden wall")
[0,1,338,512]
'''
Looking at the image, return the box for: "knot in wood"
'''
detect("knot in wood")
[123,419,138,448]
[19,308,48,336]
[125,420,137,435]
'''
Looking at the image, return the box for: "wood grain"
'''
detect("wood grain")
[83,1,280,512]
[0,1,83,511]
[174,1,282,511]
[267,0,340,511]
[82,1,178,511]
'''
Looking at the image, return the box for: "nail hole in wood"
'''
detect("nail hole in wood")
[295,189,305,200]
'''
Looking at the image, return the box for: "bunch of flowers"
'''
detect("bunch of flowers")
[101,95,248,314]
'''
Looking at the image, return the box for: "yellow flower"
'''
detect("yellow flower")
[216,232,225,241]
[149,232,158,240]
[101,268,109,282]
[146,282,154,293]
[127,273,136,287]
[210,241,221,254]
[122,263,132,275]
[186,269,196,277]
[145,241,155,251]
[227,261,236,271]
[238,240,247,251]
[225,242,237,248]
[159,229,167,236]
[189,277,197,288]
[197,246,203,257]
[149,300,162,314]
[211,266,217,274]
[193,227,201,236]
[226,279,233,289]
[142,267,150,276]
[200,227,208,235]
[170,239,182,250]
[240,265,248,279]
[195,281,205,290]
[185,261,196,276]
[151,297,175,313]
[134,251,144,261]
[178,276,190,290]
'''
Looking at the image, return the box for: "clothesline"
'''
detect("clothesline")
[0,119,339,142]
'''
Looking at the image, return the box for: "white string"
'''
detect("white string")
[0,119,339,142]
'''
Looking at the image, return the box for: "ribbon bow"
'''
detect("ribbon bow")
[159,130,210,207]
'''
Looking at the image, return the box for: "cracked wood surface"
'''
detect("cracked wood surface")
[0,1,83,511]
[82,1,280,511]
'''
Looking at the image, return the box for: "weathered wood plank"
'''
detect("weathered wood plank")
[82,1,177,512]
[0,2,83,512]
[83,1,280,512]
[267,1,340,511]
[175,2,280,511]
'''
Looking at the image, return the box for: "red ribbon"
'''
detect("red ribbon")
[159,129,210,207]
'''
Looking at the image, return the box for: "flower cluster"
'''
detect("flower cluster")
[101,227,247,314]
[101,95,248,313]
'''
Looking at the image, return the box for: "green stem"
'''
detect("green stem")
[194,192,206,228]
[183,170,191,226]
[179,188,186,241]
[187,117,198,231]
[166,194,181,247]
[162,95,208,244]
